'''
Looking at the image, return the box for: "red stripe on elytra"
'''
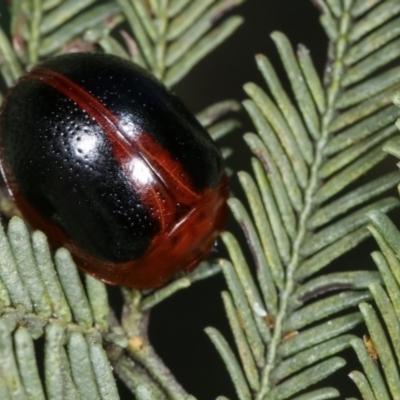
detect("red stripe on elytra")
[23,67,201,229]
[25,67,199,199]
[29,68,135,159]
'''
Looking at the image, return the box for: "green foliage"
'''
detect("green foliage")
[0,0,244,398]
[347,124,400,398]
[1,0,400,399]
[205,0,400,399]
[349,209,400,399]
[113,0,244,86]
[0,207,228,399]
[0,216,119,399]
[1,0,244,88]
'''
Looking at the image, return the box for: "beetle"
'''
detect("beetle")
[0,53,229,289]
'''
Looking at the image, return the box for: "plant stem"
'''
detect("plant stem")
[122,288,189,400]
[257,2,353,398]
[127,339,188,400]
[113,355,169,399]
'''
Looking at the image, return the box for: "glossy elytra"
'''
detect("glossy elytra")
[0,53,229,289]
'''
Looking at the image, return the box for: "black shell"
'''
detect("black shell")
[0,53,228,288]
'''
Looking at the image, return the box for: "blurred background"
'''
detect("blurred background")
[149,1,399,399]
[0,0,392,398]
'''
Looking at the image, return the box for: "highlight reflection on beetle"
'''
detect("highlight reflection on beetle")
[0,53,229,289]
